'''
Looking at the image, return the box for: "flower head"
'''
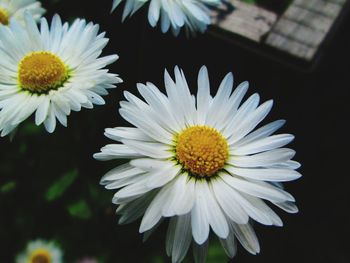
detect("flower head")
[16,239,62,263]
[94,66,301,262]
[0,0,45,26]
[0,13,122,136]
[112,0,220,35]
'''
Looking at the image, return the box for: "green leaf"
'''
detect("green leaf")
[67,199,92,220]
[207,241,227,263]
[45,169,78,201]
[0,181,16,194]
[151,256,164,263]
[20,122,42,136]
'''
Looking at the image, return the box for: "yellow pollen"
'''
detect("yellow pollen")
[18,51,69,93]
[29,249,51,263]
[175,126,229,177]
[0,8,9,25]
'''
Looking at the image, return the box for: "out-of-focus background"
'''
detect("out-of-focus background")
[1,0,349,262]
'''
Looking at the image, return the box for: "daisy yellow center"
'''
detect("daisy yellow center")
[0,8,9,25]
[175,126,229,177]
[29,249,51,263]
[18,51,69,93]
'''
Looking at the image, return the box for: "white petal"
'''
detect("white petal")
[130,158,173,171]
[191,182,210,245]
[112,177,152,204]
[193,240,209,263]
[148,0,161,26]
[225,166,302,182]
[43,108,56,133]
[171,213,192,263]
[221,174,295,203]
[196,66,210,124]
[145,165,179,189]
[211,178,249,224]
[228,100,273,144]
[231,222,260,254]
[220,228,237,258]
[122,139,173,159]
[139,183,173,232]
[201,182,229,239]
[206,72,233,127]
[104,127,153,142]
[231,134,295,155]
[240,193,283,226]
[273,201,299,214]
[229,148,296,168]
[173,175,195,215]
[233,120,286,147]
[118,191,156,224]
[100,163,144,184]
[166,217,177,256]
[93,144,142,161]
[119,108,172,145]
[223,93,260,138]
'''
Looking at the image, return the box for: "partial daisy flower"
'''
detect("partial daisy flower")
[16,239,62,263]
[0,13,122,136]
[94,66,301,262]
[0,0,45,26]
[112,0,220,35]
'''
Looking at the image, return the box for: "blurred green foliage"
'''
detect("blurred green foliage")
[67,199,92,220]
[207,242,227,262]
[45,169,78,202]
[0,180,17,194]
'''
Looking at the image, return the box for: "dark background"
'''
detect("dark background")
[0,0,349,262]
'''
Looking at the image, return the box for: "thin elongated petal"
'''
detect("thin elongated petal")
[211,178,249,224]
[220,230,237,258]
[221,174,295,203]
[231,222,260,254]
[193,240,209,263]
[229,148,296,168]
[231,134,295,155]
[226,166,302,182]
[201,182,229,239]
[191,183,210,245]
[139,183,173,232]
[171,214,192,263]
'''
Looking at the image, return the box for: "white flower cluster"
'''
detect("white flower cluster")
[1,1,301,263]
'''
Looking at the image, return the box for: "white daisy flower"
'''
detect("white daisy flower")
[112,0,220,35]
[0,0,45,26]
[94,66,302,263]
[16,239,62,263]
[0,13,122,136]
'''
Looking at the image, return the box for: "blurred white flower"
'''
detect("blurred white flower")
[76,257,98,263]
[16,239,62,263]
[0,0,45,25]
[112,0,220,35]
[0,13,122,136]
[95,66,301,262]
